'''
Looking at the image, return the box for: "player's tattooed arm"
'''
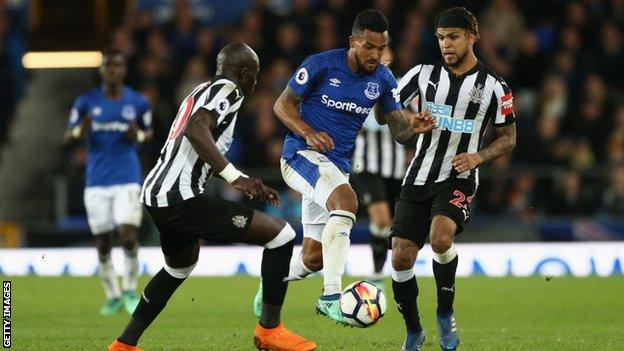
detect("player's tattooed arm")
[383,108,437,144]
[478,122,516,163]
[452,122,516,173]
[383,109,415,144]
[274,86,334,152]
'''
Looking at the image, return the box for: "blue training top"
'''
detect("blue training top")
[68,86,152,187]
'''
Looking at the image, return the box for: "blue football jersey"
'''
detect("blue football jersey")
[68,86,152,187]
[281,48,402,172]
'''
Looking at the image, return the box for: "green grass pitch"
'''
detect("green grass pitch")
[6,275,623,350]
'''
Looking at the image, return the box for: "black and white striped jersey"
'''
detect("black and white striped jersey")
[352,113,406,179]
[398,62,515,186]
[140,77,244,207]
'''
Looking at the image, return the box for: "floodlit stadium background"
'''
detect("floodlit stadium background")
[0,0,622,277]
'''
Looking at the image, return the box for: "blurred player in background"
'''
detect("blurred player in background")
[64,49,153,316]
[108,43,316,351]
[384,7,517,351]
[351,48,406,290]
[254,9,435,326]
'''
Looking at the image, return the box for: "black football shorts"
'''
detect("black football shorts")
[389,179,476,248]
[146,193,255,257]
[350,172,402,213]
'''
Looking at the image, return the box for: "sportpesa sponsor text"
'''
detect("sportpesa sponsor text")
[91,121,131,132]
[320,95,372,115]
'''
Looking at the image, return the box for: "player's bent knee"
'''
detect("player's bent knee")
[343,189,359,214]
[116,227,138,250]
[164,262,196,279]
[344,191,358,214]
[302,250,323,272]
[431,215,457,235]
[327,185,358,214]
[120,238,139,251]
[264,223,296,249]
[94,235,113,256]
[391,253,415,271]
[96,244,112,257]
[430,236,453,253]
[391,238,419,271]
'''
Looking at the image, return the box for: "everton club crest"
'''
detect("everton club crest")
[364,82,380,100]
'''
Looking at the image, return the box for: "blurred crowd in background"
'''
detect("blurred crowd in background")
[0,0,26,150]
[6,0,624,224]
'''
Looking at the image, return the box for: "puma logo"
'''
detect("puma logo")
[441,285,455,293]
[462,208,469,221]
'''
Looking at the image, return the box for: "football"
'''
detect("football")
[340,280,387,328]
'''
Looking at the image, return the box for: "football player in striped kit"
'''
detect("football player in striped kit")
[382,8,517,351]
[108,43,316,351]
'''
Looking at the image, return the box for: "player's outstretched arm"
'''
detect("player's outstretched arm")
[274,87,334,152]
[383,108,437,145]
[452,122,516,173]
[184,109,279,205]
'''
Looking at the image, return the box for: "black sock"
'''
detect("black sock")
[260,303,282,329]
[371,236,388,274]
[433,255,458,314]
[392,276,422,333]
[260,239,294,328]
[118,268,185,345]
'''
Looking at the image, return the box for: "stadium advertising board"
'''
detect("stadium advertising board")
[0,243,621,277]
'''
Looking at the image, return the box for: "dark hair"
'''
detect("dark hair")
[435,7,480,40]
[101,47,126,60]
[352,9,388,36]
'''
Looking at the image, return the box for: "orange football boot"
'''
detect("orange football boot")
[253,323,317,351]
[107,339,143,351]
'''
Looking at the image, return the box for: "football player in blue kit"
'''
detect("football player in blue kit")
[253,9,436,325]
[64,49,153,316]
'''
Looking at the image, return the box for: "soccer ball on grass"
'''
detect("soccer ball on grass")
[339,280,387,328]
